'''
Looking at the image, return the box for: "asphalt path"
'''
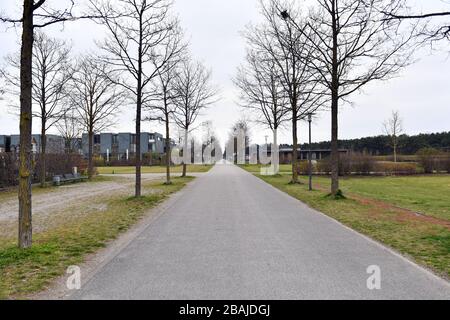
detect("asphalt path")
[71,164,450,299]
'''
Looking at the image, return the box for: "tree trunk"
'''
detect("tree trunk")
[182,127,188,177]
[330,1,340,197]
[272,128,279,174]
[291,116,299,183]
[18,0,34,249]
[330,96,339,196]
[39,58,47,187]
[393,142,397,163]
[135,23,143,197]
[165,112,171,184]
[40,122,46,187]
[88,129,93,179]
[135,94,142,196]
[135,68,142,196]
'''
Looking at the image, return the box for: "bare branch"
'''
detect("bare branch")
[234,49,290,132]
[68,56,125,134]
[90,0,179,194]
[171,58,219,132]
[273,0,418,195]
[2,30,72,137]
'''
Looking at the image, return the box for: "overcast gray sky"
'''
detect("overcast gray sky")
[1,0,449,146]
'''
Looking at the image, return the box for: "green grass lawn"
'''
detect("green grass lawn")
[97,164,213,174]
[0,176,194,299]
[240,164,293,173]
[253,173,450,278]
[311,175,450,221]
[240,164,450,221]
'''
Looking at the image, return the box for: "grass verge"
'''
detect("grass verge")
[97,164,213,174]
[0,176,193,299]
[239,164,292,174]
[240,164,450,221]
[251,173,450,279]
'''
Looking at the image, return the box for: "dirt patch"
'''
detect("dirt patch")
[346,193,450,229]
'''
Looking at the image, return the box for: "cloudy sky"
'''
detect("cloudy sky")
[0,0,449,146]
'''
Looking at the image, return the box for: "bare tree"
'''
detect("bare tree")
[91,0,177,197]
[383,2,450,42]
[200,121,221,163]
[231,119,252,140]
[235,49,289,173]
[0,0,93,248]
[2,31,72,187]
[32,32,71,183]
[201,121,216,147]
[56,107,82,154]
[245,0,325,183]
[280,0,417,197]
[383,110,403,163]
[172,59,218,177]
[0,68,5,98]
[229,119,252,164]
[144,25,187,185]
[68,57,124,179]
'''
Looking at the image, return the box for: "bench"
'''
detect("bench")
[53,173,88,186]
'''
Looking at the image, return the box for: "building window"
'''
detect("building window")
[94,135,101,144]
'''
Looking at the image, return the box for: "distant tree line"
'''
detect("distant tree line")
[294,131,450,156]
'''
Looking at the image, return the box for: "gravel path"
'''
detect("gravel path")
[0,173,211,223]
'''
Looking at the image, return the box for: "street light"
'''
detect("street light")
[307,113,314,191]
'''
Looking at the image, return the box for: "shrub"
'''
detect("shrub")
[316,152,375,176]
[100,153,164,166]
[416,148,441,174]
[438,154,450,173]
[374,162,417,175]
[0,153,87,188]
[142,152,163,166]
[0,153,18,188]
[34,153,87,181]
[315,155,352,176]
[339,154,352,176]
[344,152,375,175]
[316,159,330,175]
[296,160,311,175]
[93,155,106,167]
[105,158,132,167]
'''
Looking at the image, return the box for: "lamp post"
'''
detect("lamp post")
[308,113,313,191]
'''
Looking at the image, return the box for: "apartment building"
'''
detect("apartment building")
[81,132,167,159]
[0,135,11,153]
[9,134,65,154]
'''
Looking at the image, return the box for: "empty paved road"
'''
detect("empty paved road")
[71,164,450,299]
